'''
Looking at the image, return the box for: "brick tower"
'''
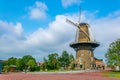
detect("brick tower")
[66,19,99,70]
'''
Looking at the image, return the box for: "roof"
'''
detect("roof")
[9,65,17,67]
[94,57,103,61]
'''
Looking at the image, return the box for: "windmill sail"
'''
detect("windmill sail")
[88,26,94,42]
[75,28,79,42]
[78,7,81,24]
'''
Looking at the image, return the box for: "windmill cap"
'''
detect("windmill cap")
[79,23,90,27]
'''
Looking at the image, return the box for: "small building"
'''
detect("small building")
[37,62,44,66]
[73,57,106,70]
[95,58,105,70]
[9,65,17,72]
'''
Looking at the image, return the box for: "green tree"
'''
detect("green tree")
[3,65,10,73]
[27,59,36,71]
[7,57,17,65]
[16,58,24,71]
[43,58,48,70]
[105,39,120,68]
[22,55,36,71]
[69,54,75,69]
[69,54,74,63]
[3,57,17,72]
[44,53,59,70]
[59,50,70,70]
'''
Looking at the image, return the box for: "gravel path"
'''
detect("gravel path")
[0,72,119,80]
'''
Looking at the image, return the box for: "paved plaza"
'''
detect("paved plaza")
[0,72,119,80]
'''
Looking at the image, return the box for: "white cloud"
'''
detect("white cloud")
[0,10,120,61]
[89,11,120,59]
[29,1,48,20]
[0,21,25,59]
[30,8,46,19]
[62,0,81,8]
[0,21,23,38]
[0,15,76,61]
[14,23,23,37]
[35,1,47,10]
[25,15,76,51]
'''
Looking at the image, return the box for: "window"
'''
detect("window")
[79,57,82,62]
[91,64,95,68]
[80,65,82,68]
[74,64,77,67]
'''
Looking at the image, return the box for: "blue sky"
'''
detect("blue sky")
[0,0,120,61]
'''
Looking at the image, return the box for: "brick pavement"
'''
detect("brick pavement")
[0,72,119,80]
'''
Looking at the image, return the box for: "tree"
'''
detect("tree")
[69,54,74,63]
[69,54,75,69]
[2,55,37,72]
[6,57,17,65]
[16,58,24,71]
[27,59,36,71]
[44,53,59,70]
[3,65,9,73]
[59,50,70,69]
[3,57,17,72]
[22,55,36,71]
[105,39,120,68]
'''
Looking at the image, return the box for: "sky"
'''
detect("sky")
[0,0,120,62]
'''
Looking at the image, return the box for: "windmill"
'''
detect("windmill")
[66,8,99,70]
[66,8,92,42]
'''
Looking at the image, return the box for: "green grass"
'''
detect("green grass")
[40,70,71,72]
[29,70,72,74]
[103,71,120,78]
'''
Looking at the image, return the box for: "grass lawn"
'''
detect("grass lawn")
[103,71,120,78]
[31,69,72,73]
[41,70,68,72]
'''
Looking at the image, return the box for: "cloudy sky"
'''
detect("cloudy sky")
[0,0,120,62]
